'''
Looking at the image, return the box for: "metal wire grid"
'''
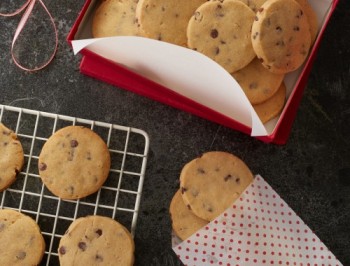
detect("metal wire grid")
[0,104,149,266]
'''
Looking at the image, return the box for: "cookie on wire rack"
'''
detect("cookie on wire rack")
[58,215,134,266]
[0,209,46,265]
[38,125,111,200]
[0,123,24,191]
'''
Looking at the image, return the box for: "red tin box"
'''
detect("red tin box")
[67,0,339,144]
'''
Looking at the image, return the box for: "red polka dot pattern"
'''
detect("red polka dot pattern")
[173,175,342,266]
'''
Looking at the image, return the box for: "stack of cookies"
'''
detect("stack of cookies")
[169,151,254,240]
[92,0,318,124]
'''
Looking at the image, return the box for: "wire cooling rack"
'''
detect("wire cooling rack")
[0,104,149,266]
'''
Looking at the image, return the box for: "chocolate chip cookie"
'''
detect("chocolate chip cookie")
[170,189,208,240]
[180,151,254,221]
[251,0,311,74]
[92,0,140,38]
[38,126,111,200]
[253,81,286,123]
[0,209,45,265]
[58,215,134,266]
[136,0,207,46]
[0,123,24,191]
[187,0,256,73]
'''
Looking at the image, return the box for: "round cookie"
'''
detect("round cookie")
[135,0,207,46]
[295,0,318,45]
[253,81,286,123]
[232,57,285,105]
[187,0,256,73]
[169,189,208,241]
[180,151,254,221]
[92,0,140,38]
[251,0,311,74]
[58,215,134,266]
[0,123,24,191]
[0,209,45,265]
[38,126,111,200]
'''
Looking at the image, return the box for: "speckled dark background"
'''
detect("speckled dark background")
[0,0,349,265]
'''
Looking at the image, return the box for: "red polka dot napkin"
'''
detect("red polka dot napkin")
[172,175,343,266]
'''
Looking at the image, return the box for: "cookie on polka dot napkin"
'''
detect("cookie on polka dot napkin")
[169,189,208,241]
[180,151,254,222]
[173,175,343,266]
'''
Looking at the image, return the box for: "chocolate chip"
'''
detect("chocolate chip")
[210,29,218,39]
[224,174,232,182]
[95,229,103,237]
[3,142,8,146]
[68,150,75,161]
[59,246,66,255]
[187,204,192,210]
[86,152,92,160]
[215,47,220,55]
[78,242,87,251]
[181,187,187,194]
[66,186,74,195]
[276,40,285,46]
[39,162,47,171]
[249,82,258,89]
[254,16,259,21]
[2,130,10,136]
[95,254,103,262]
[197,168,205,174]
[296,9,303,18]
[258,7,264,12]
[0,223,5,232]
[252,32,259,40]
[266,18,271,26]
[293,26,300,31]
[194,11,203,22]
[16,251,26,260]
[203,202,213,212]
[70,139,78,148]
[275,26,282,33]
[191,189,199,197]
[235,177,240,184]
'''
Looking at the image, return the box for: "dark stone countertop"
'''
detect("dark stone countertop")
[0,0,349,265]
